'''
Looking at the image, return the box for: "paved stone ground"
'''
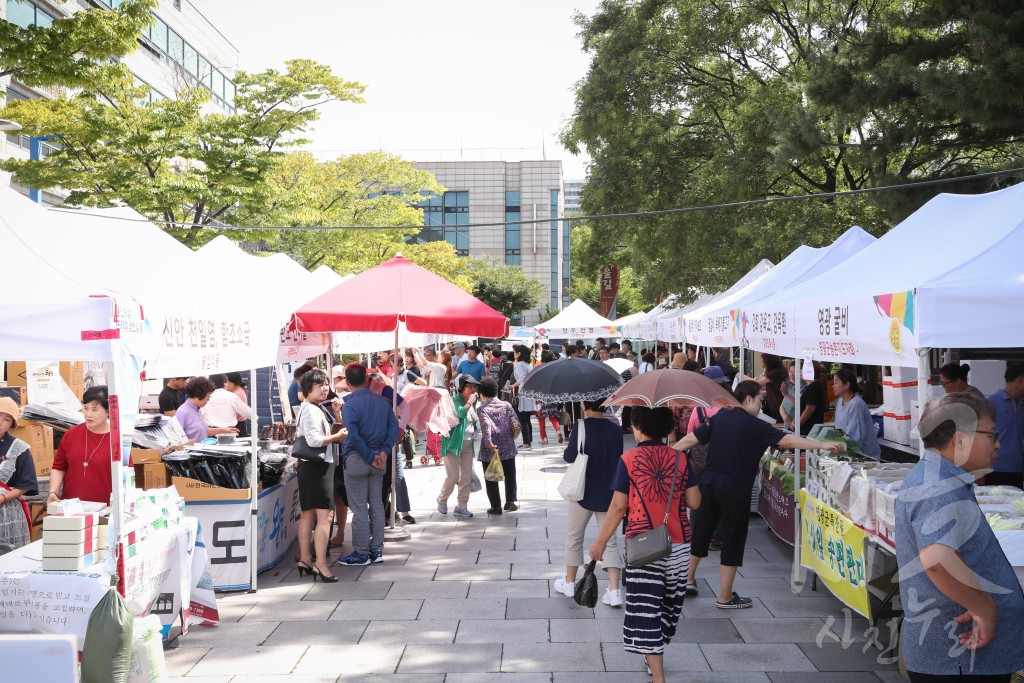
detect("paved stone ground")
[167,430,902,682]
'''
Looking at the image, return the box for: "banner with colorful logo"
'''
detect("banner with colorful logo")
[791,291,917,367]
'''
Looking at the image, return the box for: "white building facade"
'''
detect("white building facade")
[1,0,239,202]
[410,160,567,325]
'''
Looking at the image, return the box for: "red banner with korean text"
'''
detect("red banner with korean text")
[599,266,619,319]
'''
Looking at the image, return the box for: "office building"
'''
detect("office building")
[1,0,239,202]
[410,160,567,325]
[564,179,584,214]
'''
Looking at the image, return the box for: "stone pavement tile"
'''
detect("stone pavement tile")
[549,618,607,642]
[671,618,744,643]
[468,579,550,598]
[337,676,442,683]
[448,674,553,683]
[255,581,318,600]
[209,597,256,622]
[438,549,481,563]
[873,672,906,682]
[514,537,564,550]
[354,564,439,582]
[432,565,511,581]
[760,595,849,619]
[394,551,463,566]
[387,579,471,599]
[329,599,422,621]
[665,674,771,682]
[164,646,210,676]
[228,676,339,683]
[178,620,279,647]
[302,580,393,601]
[166,678,232,683]
[602,642,710,672]
[731,617,830,643]
[506,596,594,620]
[796,642,899,672]
[360,618,458,644]
[510,562,562,580]
[189,645,306,676]
[398,643,502,673]
[698,576,790,598]
[502,642,604,672]
[754,543,798,563]
[240,599,339,622]
[736,563,795,578]
[680,597,773,619]
[261,619,368,646]
[418,597,507,620]
[699,643,817,672]
[295,643,404,675]
[454,617,549,643]
[447,538,517,551]
[478,550,551,564]
[768,673,885,683]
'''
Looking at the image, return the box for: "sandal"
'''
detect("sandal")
[683,583,699,595]
[715,592,753,609]
[329,538,345,548]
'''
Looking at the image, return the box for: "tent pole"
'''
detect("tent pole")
[385,326,411,542]
[790,354,805,594]
[248,367,258,593]
[917,348,930,459]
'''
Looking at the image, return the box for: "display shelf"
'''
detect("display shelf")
[877,437,920,457]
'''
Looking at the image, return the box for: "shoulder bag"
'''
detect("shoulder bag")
[557,418,588,502]
[624,449,681,567]
[290,404,328,462]
[687,408,712,478]
[507,403,522,438]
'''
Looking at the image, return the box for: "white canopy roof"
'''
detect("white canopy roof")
[768,183,1024,365]
[690,226,878,349]
[535,299,613,338]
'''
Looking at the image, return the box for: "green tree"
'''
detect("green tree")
[243,151,444,272]
[567,224,651,316]
[0,60,365,247]
[562,0,1024,302]
[469,259,545,320]
[0,0,155,91]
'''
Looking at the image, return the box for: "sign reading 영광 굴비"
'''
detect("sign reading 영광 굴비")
[798,489,871,619]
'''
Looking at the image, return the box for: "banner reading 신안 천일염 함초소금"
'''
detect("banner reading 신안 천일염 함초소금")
[791,291,919,367]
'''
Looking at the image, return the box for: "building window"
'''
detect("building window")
[562,219,571,308]
[505,190,521,266]
[550,189,560,311]
[6,0,54,28]
[413,191,469,256]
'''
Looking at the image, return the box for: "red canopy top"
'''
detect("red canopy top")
[291,255,510,337]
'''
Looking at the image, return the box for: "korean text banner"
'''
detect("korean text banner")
[799,490,872,619]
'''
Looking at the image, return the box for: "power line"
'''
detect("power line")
[49,165,1023,231]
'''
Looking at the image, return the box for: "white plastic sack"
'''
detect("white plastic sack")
[127,615,167,683]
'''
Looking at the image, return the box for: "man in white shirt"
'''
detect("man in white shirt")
[202,374,252,428]
[415,347,448,389]
[451,341,466,367]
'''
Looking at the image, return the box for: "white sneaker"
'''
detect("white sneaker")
[553,575,575,597]
[602,588,623,607]
[540,438,549,445]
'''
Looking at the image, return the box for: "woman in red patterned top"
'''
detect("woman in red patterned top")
[590,407,701,683]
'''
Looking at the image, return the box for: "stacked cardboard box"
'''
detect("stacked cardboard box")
[10,420,55,478]
[40,513,106,571]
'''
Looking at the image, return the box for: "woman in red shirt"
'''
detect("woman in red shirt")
[49,386,113,505]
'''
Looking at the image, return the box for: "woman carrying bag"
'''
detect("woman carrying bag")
[476,377,520,515]
[590,407,701,683]
[554,398,625,606]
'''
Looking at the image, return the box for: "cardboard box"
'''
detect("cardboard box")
[11,421,54,478]
[0,386,25,406]
[28,499,47,542]
[134,463,170,490]
[59,362,85,400]
[130,448,163,464]
[171,476,253,502]
[42,550,104,571]
[4,361,27,388]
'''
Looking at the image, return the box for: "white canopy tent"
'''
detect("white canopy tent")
[609,312,645,337]
[534,299,613,339]
[691,226,878,350]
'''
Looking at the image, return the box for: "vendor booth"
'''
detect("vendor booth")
[534,299,613,340]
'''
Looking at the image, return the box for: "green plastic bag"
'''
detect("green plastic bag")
[485,452,504,482]
[81,587,134,683]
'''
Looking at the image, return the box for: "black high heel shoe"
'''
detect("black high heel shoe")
[296,559,313,577]
[312,566,339,583]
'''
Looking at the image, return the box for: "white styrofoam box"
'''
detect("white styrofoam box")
[883,411,913,445]
[882,376,921,413]
[874,485,900,527]
[963,360,1006,397]
[889,366,918,382]
[848,477,876,531]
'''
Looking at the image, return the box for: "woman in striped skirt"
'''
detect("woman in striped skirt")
[590,406,701,683]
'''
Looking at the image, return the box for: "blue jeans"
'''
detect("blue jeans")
[344,453,385,555]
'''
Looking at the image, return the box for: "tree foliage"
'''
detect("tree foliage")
[0,59,365,247]
[0,0,155,90]
[567,224,650,316]
[469,259,545,320]
[562,0,1024,303]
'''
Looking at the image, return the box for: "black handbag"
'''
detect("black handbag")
[290,405,328,461]
[573,559,599,608]
[624,451,681,567]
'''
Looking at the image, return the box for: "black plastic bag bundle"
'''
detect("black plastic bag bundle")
[81,586,134,683]
[573,559,599,608]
